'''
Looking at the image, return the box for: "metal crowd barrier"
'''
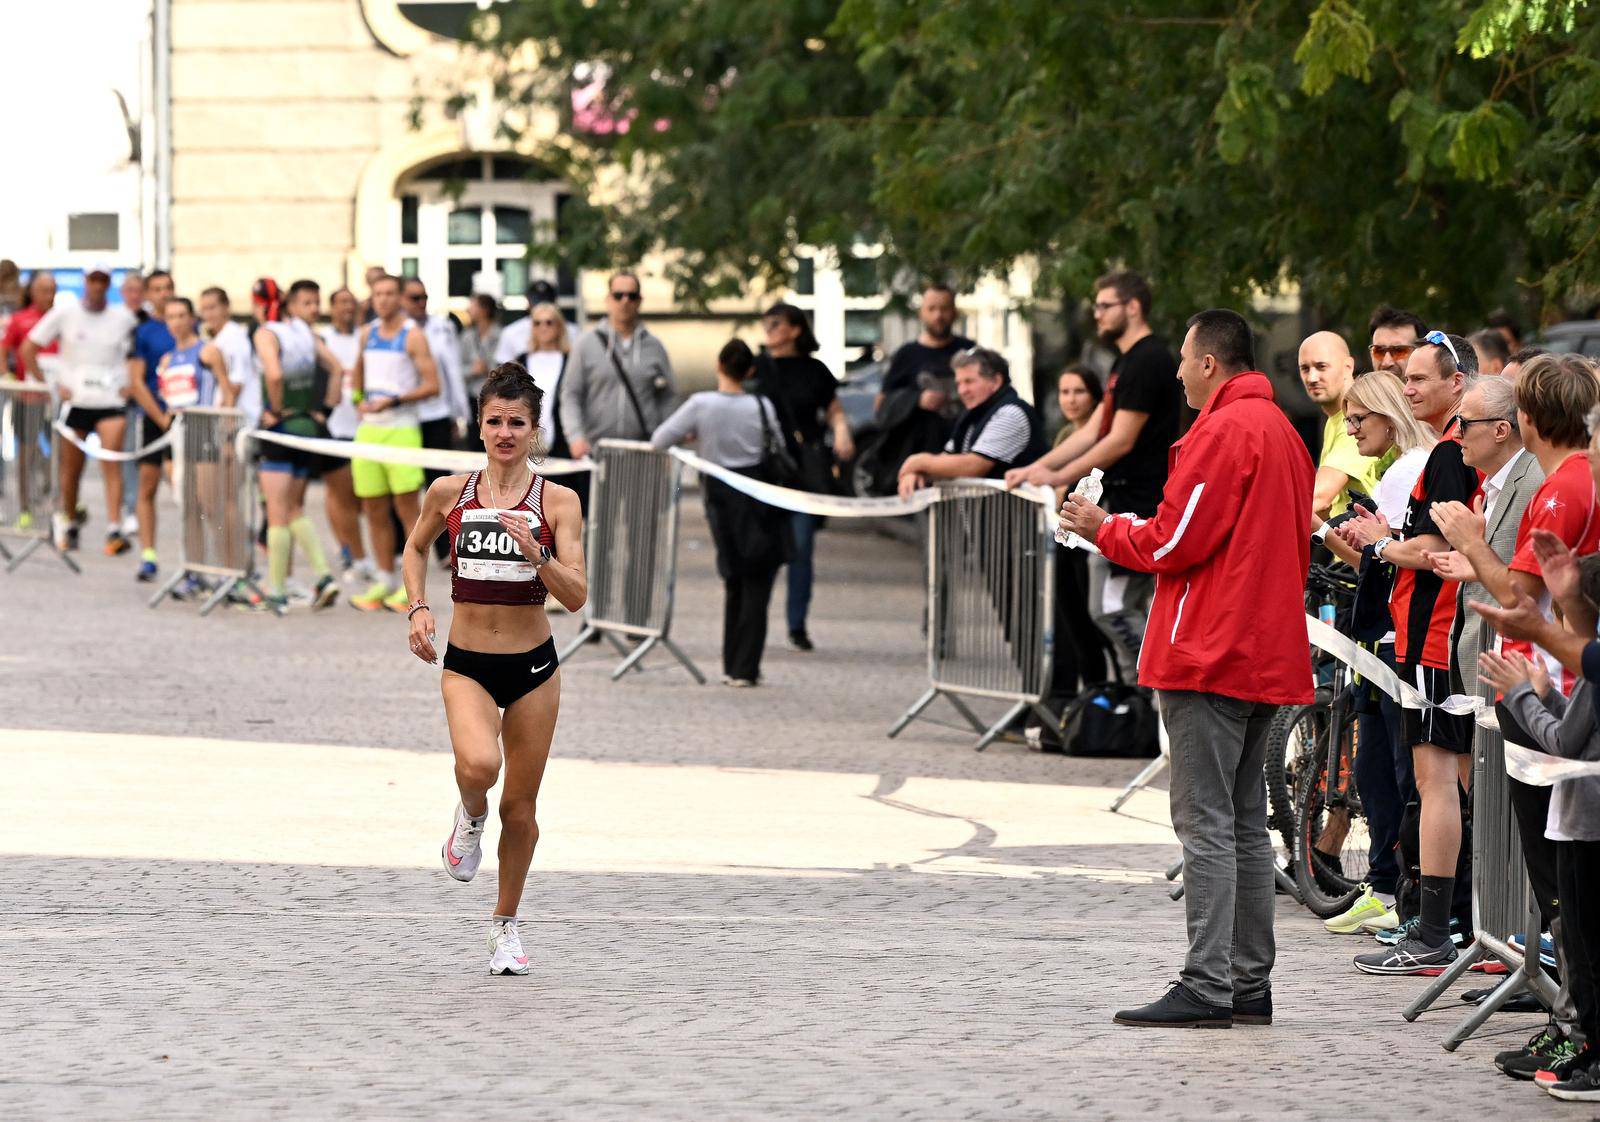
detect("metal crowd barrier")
[560,439,704,683]
[889,481,1056,750]
[0,381,78,574]
[148,407,266,614]
[1403,620,1557,1049]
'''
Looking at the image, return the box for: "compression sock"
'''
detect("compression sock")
[1418,875,1454,947]
[288,516,331,579]
[140,547,157,563]
[267,526,292,596]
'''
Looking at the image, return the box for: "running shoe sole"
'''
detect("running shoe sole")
[1110,1014,1232,1029]
[490,959,530,977]
[313,586,340,610]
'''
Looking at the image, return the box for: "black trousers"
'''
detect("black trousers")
[1557,840,1600,1046]
[1049,542,1110,702]
[1509,774,1562,935]
[723,567,779,681]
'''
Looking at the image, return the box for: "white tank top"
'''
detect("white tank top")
[362,320,421,427]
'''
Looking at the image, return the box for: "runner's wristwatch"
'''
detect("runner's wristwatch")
[1372,536,1395,561]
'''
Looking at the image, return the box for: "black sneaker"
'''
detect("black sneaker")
[1353,935,1457,976]
[1547,1060,1600,1102]
[1113,982,1232,1029]
[1233,987,1272,1026]
[1497,1025,1566,1080]
[1461,987,1547,1014]
[1537,1043,1596,1089]
[787,629,814,652]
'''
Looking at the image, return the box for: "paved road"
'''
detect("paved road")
[0,480,1558,1119]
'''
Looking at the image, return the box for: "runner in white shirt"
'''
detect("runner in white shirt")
[19,263,138,553]
[318,286,373,582]
[199,286,259,425]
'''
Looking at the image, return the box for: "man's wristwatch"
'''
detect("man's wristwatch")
[1372,536,1395,561]
[1311,523,1330,544]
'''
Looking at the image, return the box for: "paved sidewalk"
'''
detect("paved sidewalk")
[0,484,1559,1119]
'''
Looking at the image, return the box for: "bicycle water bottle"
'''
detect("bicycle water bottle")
[1056,467,1105,550]
[1318,603,1336,627]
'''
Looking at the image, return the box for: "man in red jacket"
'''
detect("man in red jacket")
[1059,308,1314,1028]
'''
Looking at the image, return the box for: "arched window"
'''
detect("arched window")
[393,153,576,322]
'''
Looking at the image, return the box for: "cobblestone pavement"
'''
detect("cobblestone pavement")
[0,482,1560,1119]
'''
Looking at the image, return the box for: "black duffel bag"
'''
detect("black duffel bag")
[1058,679,1161,758]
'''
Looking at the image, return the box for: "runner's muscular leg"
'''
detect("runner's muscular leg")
[442,670,502,819]
[58,437,85,516]
[1414,743,1463,877]
[494,674,559,918]
[96,415,126,522]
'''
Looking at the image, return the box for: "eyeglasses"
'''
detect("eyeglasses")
[1421,329,1464,371]
[1344,411,1374,432]
[609,290,641,302]
[1458,416,1510,431]
[1092,300,1126,313]
[404,292,427,302]
[1368,343,1416,362]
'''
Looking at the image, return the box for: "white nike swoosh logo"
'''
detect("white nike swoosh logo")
[531,661,551,674]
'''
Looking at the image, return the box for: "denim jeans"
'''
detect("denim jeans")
[786,511,818,634]
[1159,689,1280,1007]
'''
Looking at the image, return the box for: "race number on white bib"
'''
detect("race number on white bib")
[161,361,200,409]
[456,508,541,582]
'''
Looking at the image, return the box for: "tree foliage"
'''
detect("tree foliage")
[465,0,1599,332]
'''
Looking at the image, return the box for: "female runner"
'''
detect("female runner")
[402,363,586,975]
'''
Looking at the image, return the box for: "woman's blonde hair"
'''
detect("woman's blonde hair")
[528,301,569,356]
[1344,369,1436,456]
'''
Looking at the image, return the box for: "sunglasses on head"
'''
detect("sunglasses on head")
[1421,329,1464,371]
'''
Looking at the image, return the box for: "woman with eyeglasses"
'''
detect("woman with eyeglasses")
[1314,369,1437,929]
[517,301,572,460]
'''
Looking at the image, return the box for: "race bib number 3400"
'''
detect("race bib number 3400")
[456,509,541,582]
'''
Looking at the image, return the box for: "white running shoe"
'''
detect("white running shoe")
[488,919,529,976]
[441,803,486,882]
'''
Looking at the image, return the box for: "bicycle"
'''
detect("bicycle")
[1276,562,1373,916]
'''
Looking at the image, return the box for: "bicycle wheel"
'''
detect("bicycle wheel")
[1263,703,1318,859]
[1292,705,1370,917]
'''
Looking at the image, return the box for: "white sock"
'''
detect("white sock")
[378,570,394,589]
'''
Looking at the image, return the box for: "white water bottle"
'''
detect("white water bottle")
[1055,467,1105,549]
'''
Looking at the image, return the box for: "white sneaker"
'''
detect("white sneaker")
[52,512,71,550]
[283,578,314,607]
[344,558,378,586]
[119,511,139,537]
[441,803,485,882]
[488,919,529,976]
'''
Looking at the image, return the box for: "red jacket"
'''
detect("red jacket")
[1094,372,1314,705]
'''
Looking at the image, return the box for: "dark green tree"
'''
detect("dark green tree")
[462,0,1599,333]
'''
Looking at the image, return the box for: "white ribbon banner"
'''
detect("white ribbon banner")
[247,429,592,477]
[1304,614,1499,729]
[52,419,178,463]
[667,447,1054,518]
[1503,740,1600,787]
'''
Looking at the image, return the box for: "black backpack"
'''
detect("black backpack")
[1057,678,1161,758]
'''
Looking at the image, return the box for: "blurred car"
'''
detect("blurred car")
[1533,320,1600,358]
[835,358,886,438]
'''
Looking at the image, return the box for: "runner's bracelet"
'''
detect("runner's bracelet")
[406,602,430,620]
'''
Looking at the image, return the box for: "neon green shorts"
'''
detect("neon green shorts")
[351,423,425,498]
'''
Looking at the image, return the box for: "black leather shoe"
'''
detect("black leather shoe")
[1460,988,1547,1014]
[1113,982,1232,1028]
[1233,987,1272,1026]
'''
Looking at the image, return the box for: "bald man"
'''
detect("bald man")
[1299,330,1381,518]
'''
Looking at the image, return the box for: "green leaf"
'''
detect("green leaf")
[1294,0,1375,96]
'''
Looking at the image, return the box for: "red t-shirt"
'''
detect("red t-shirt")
[1503,451,1600,686]
[2,305,55,376]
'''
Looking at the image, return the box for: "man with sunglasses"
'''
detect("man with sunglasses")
[1339,331,1482,976]
[559,271,676,462]
[1368,304,1428,374]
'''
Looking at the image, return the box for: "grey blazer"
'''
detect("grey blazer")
[1454,448,1545,696]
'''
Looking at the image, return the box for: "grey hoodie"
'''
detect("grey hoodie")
[1505,678,1600,842]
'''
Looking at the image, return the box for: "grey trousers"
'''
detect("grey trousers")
[1160,689,1281,1007]
[1087,552,1153,681]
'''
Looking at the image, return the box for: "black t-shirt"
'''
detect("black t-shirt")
[749,354,838,447]
[881,336,975,397]
[1100,334,1181,517]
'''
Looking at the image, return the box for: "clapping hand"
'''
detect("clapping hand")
[1336,503,1389,549]
[1478,648,1551,698]
[1425,550,1477,583]
[1431,497,1486,553]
